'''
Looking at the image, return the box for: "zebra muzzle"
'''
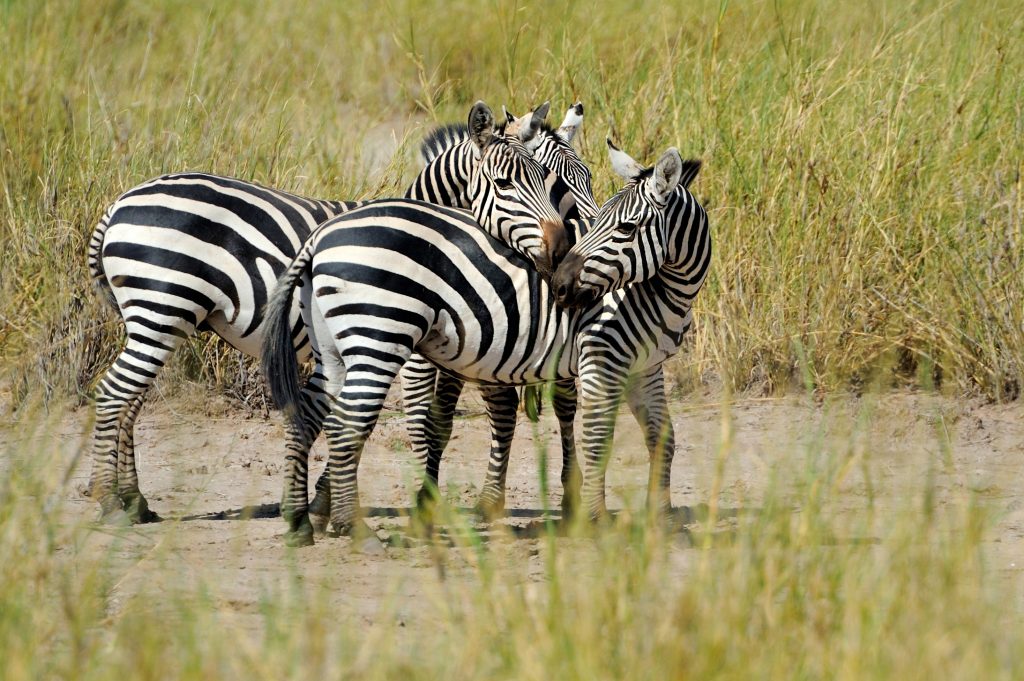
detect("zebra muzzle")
[551,252,596,308]
[541,218,570,274]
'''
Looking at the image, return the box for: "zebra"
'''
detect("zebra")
[261,143,710,544]
[389,101,598,525]
[453,138,706,518]
[85,100,573,527]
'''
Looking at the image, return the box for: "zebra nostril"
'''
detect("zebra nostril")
[556,284,569,300]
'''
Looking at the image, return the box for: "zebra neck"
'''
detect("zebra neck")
[646,224,711,333]
[404,142,474,208]
[566,217,592,246]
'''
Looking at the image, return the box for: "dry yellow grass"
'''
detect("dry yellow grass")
[1,0,1022,403]
[1,1,1022,677]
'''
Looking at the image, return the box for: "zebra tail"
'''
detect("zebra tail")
[261,240,314,429]
[87,207,118,310]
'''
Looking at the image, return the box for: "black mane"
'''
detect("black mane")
[419,119,519,162]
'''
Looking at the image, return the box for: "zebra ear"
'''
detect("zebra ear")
[607,138,645,180]
[468,101,497,151]
[531,100,551,124]
[557,101,584,144]
[514,100,550,149]
[502,105,516,125]
[650,147,683,202]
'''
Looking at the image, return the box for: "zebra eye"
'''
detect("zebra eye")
[618,222,638,235]
[494,177,515,190]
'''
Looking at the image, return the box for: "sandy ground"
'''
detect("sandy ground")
[4,387,1023,633]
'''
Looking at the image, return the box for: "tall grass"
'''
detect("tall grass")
[1,395,1021,679]
[0,0,1021,404]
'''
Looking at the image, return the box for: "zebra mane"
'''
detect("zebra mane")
[533,121,578,154]
[633,159,702,190]
[419,123,471,163]
[420,119,559,164]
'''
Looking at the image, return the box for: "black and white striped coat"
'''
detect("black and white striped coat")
[394,102,597,522]
[85,101,574,526]
[262,146,710,541]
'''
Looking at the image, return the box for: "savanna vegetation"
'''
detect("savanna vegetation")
[1,1,1021,679]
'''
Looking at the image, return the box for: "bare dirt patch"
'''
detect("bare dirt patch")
[5,389,1023,634]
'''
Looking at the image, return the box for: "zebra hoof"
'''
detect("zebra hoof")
[415,484,440,510]
[123,496,161,524]
[326,515,358,539]
[560,492,581,521]
[472,497,505,522]
[284,528,315,548]
[97,507,132,527]
[284,513,315,547]
[309,513,330,536]
[413,485,440,527]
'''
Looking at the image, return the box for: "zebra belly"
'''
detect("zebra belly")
[416,308,577,386]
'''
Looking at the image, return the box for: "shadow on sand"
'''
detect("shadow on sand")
[175,501,878,548]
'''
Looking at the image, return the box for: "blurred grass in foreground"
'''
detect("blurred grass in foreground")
[0,394,1021,680]
[1,0,1022,405]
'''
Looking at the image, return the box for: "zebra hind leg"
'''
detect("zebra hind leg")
[116,394,161,523]
[89,331,189,524]
[322,353,408,551]
[474,385,519,521]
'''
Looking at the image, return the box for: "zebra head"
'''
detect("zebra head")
[467,101,568,281]
[504,101,598,220]
[550,146,688,308]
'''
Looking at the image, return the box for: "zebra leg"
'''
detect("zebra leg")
[398,355,439,486]
[322,353,407,539]
[414,371,463,519]
[473,385,519,520]
[552,379,582,518]
[115,394,160,523]
[282,371,331,546]
[624,367,674,517]
[578,363,628,521]
[89,328,192,524]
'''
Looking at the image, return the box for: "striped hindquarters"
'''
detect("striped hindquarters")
[95,172,356,353]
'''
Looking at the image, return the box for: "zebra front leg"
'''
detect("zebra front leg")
[116,394,160,523]
[624,366,674,517]
[552,379,581,519]
[474,385,519,520]
[413,371,463,529]
[578,364,627,522]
